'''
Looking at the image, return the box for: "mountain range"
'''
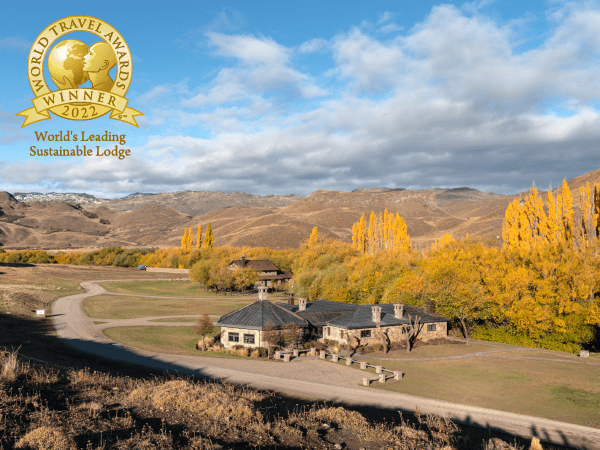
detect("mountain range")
[1,167,598,250]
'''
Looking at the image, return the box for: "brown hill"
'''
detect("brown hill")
[95,191,301,215]
[189,187,512,249]
[2,167,599,250]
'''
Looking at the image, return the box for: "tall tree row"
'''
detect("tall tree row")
[181,224,213,251]
[352,209,409,254]
[501,179,588,252]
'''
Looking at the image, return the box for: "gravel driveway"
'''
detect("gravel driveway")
[51,279,600,449]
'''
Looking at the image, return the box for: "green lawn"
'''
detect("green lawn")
[103,326,264,360]
[82,294,259,319]
[100,280,231,297]
[346,350,600,428]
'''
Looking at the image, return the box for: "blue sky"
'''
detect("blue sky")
[1,0,599,198]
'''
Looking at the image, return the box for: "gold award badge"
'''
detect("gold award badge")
[17,16,143,127]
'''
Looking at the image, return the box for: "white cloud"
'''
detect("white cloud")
[4,3,600,198]
[378,11,395,24]
[297,38,329,54]
[0,36,30,50]
[137,85,172,104]
[330,28,405,92]
[182,33,327,108]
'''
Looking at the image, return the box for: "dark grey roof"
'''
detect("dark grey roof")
[327,303,450,330]
[276,299,358,326]
[217,300,308,329]
[277,299,358,314]
[295,311,353,326]
[229,259,280,272]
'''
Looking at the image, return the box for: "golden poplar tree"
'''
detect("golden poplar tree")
[578,180,600,246]
[358,213,367,253]
[184,227,192,251]
[196,225,202,251]
[351,210,409,254]
[502,199,520,248]
[181,228,188,250]
[545,189,563,247]
[204,223,213,248]
[561,179,574,243]
[367,211,377,254]
[377,211,384,253]
[394,213,409,252]
[502,179,576,252]
[308,226,319,247]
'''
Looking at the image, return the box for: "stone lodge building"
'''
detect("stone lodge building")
[217,296,450,349]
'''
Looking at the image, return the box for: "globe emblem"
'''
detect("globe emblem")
[47,39,90,90]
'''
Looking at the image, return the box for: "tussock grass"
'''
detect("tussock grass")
[0,348,21,381]
[0,351,557,449]
[15,426,77,449]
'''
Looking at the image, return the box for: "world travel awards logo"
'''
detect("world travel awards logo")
[17,16,143,160]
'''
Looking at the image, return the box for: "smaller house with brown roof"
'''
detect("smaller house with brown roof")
[229,255,293,289]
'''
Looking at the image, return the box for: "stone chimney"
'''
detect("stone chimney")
[371,305,382,323]
[286,293,295,305]
[298,297,307,312]
[240,255,246,267]
[258,285,267,300]
[394,303,404,319]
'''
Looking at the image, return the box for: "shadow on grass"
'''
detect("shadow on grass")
[0,262,36,268]
[0,313,586,450]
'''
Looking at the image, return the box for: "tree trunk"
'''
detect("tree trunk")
[201,337,206,352]
[460,317,469,345]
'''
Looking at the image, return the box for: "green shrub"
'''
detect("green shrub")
[75,253,95,265]
[472,325,582,354]
[5,252,23,264]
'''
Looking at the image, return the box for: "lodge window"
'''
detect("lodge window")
[325,327,330,336]
[427,324,437,332]
[228,332,239,342]
[243,334,255,344]
[360,330,371,338]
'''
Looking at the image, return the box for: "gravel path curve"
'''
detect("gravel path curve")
[51,279,600,449]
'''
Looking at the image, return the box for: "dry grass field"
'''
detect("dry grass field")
[102,322,600,430]
[344,348,600,429]
[0,264,158,317]
[2,348,493,449]
[0,263,578,448]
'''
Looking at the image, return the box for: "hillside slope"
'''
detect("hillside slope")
[2,168,598,250]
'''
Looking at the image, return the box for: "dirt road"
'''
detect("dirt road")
[52,280,600,449]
